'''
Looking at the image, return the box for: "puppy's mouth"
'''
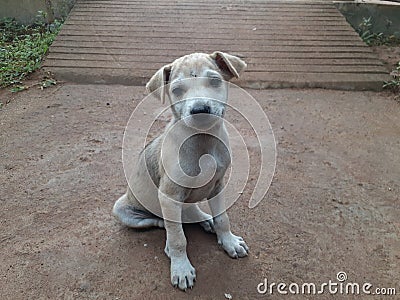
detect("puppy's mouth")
[183,109,223,131]
[187,103,224,118]
[190,104,211,115]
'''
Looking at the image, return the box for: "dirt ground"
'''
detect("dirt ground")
[372,45,400,72]
[0,84,399,299]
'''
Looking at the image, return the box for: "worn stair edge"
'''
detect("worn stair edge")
[55,31,367,43]
[43,59,388,73]
[50,41,374,52]
[46,47,380,58]
[44,67,390,91]
[45,54,385,66]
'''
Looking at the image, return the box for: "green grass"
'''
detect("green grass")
[0,12,62,91]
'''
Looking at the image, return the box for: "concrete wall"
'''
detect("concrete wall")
[335,1,400,37]
[0,0,76,24]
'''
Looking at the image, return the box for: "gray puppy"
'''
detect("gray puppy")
[113,52,249,291]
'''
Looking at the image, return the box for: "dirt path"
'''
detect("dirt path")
[0,85,399,299]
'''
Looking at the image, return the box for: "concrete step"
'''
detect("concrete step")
[44,0,390,90]
[46,53,384,66]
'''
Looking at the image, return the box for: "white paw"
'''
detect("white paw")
[218,232,249,258]
[170,256,196,291]
[199,218,215,233]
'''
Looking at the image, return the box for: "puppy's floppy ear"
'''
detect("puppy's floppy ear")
[210,51,247,80]
[146,64,172,104]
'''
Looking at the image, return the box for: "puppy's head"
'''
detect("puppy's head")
[146,52,246,127]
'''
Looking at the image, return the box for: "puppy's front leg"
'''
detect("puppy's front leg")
[158,184,195,291]
[209,182,249,258]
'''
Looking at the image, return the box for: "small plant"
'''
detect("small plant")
[356,17,399,46]
[357,17,383,45]
[383,62,400,94]
[0,11,62,91]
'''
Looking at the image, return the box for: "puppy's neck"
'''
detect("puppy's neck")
[170,116,225,135]
[164,117,228,155]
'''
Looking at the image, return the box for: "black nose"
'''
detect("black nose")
[190,105,211,115]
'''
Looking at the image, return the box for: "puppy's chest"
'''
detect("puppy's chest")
[181,151,229,203]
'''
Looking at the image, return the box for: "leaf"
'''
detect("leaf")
[41,78,57,88]
[10,85,26,93]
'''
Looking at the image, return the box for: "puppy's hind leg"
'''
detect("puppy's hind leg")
[113,194,164,229]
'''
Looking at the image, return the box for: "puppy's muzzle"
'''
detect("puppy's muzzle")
[186,97,225,118]
[190,105,211,115]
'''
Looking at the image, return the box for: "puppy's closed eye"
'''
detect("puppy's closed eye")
[171,86,185,97]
